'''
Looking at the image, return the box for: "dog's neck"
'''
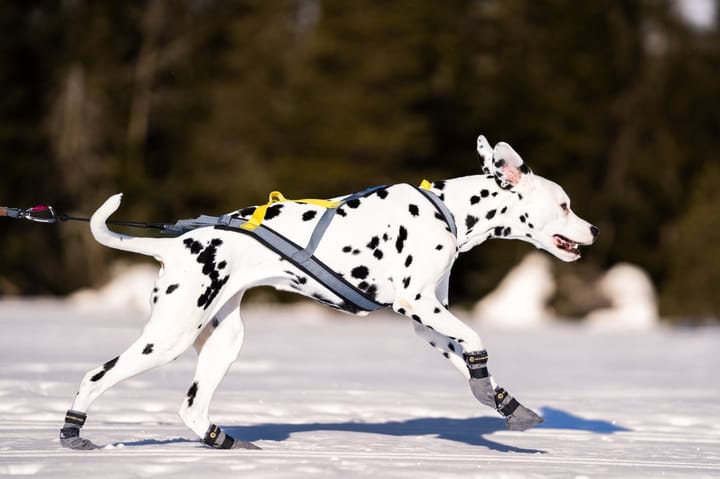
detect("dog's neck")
[429,175,522,253]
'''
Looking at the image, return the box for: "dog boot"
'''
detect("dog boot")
[202,424,261,450]
[59,410,100,450]
[465,350,496,408]
[494,388,544,431]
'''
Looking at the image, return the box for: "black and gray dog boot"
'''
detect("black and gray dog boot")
[202,424,261,450]
[59,410,100,450]
[465,350,496,408]
[493,388,544,431]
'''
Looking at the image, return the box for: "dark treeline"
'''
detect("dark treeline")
[0,1,718,319]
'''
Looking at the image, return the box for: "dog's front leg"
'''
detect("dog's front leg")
[393,294,543,431]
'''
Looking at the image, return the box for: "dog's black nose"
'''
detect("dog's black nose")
[590,225,599,239]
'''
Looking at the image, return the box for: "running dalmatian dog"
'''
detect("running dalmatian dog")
[59,135,598,450]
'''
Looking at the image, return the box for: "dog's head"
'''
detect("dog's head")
[476,135,598,262]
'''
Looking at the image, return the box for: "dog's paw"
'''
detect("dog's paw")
[232,440,261,450]
[505,404,544,431]
[60,435,101,450]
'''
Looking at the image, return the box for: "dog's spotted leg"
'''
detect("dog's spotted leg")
[179,297,260,450]
[395,294,543,431]
[60,288,209,449]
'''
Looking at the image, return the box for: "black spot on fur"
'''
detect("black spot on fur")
[486,209,497,220]
[196,240,230,310]
[408,204,419,216]
[343,246,353,253]
[443,352,450,358]
[411,314,422,323]
[142,344,154,355]
[405,255,413,267]
[367,236,380,249]
[264,204,284,220]
[365,284,378,300]
[358,281,369,290]
[337,207,347,217]
[503,227,512,236]
[166,284,179,294]
[238,206,256,217]
[183,238,203,255]
[465,215,479,230]
[374,249,384,260]
[302,210,317,221]
[218,261,227,269]
[435,244,444,250]
[212,317,220,328]
[402,276,411,289]
[351,266,369,280]
[434,307,441,314]
[494,226,503,236]
[396,226,408,253]
[376,188,389,199]
[448,343,456,352]
[397,307,406,315]
[346,198,361,209]
[520,215,527,223]
[470,195,480,205]
[187,382,198,407]
[434,180,446,190]
[480,189,489,198]
[415,293,422,301]
[90,356,119,382]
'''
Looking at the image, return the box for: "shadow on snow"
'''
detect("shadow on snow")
[116,406,629,452]
[225,407,628,454]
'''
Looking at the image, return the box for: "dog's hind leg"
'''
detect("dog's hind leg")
[395,293,543,431]
[178,294,259,450]
[60,290,209,449]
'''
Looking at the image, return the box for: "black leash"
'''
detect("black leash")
[0,204,169,231]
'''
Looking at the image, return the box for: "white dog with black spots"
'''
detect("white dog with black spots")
[59,135,598,450]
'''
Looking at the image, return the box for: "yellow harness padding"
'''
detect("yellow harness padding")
[242,181,433,231]
[241,190,343,231]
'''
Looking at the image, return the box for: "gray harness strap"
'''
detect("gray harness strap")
[413,186,457,237]
[162,184,456,313]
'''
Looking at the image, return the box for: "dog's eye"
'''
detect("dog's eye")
[560,203,569,213]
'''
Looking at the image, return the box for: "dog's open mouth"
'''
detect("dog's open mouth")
[553,234,581,255]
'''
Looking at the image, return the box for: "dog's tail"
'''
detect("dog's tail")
[90,193,170,262]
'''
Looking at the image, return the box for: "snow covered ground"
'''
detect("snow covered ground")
[0,299,718,478]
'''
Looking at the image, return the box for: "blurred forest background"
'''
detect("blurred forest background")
[0,0,718,320]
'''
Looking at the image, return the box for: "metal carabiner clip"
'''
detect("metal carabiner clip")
[22,205,59,223]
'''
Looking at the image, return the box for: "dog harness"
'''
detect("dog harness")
[162,181,457,313]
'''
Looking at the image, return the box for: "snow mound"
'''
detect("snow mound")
[68,262,158,315]
[583,263,659,331]
[472,253,555,328]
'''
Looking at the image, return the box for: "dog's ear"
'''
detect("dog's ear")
[477,135,531,189]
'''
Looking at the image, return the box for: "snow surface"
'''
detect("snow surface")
[1,299,719,478]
